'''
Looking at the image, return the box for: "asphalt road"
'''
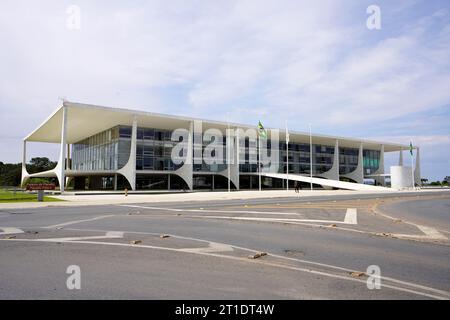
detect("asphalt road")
[1,192,449,299]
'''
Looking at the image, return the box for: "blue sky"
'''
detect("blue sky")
[0,0,449,181]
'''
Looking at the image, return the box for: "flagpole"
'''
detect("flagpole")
[309,123,313,191]
[227,120,231,193]
[410,143,415,190]
[286,120,289,191]
[258,135,261,191]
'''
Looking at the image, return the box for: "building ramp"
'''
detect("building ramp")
[259,172,391,191]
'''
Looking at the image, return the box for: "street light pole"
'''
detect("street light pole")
[227,121,231,192]
[309,123,313,191]
[286,120,289,191]
[258,136,261,191]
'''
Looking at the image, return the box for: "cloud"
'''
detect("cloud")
[0,0,449,180]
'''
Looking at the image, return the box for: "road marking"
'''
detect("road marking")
[42,215,115,229]
[372,205,448,241]
[180,241,234,253]
[36,231,124,242]
[344,208,358,224]
[0,227,24,235]
[192,208,357,225]
[198,216,359,225]
[3,231,448,300]
[13,231,124,242]
[64,227,450,298]
[119,207,449,244]
[121,205,304,216]
[393,225,447,241]
[121,205,357,224]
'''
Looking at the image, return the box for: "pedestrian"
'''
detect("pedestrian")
[294,181,299,193]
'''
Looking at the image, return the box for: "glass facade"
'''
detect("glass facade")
[72,127,119,171]
[339,147,359,174]
[363,150,380,175]
[71,125,382,181]
[193,131,227,172]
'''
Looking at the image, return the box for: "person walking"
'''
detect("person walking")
[294,181,299,193]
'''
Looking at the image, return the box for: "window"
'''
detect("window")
[119,127,132,138]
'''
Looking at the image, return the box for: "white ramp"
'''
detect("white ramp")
[259,172,391,191]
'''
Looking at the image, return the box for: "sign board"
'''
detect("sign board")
[26,183,56,191]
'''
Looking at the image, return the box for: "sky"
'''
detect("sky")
[0,0,449,181]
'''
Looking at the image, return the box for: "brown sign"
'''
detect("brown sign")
[26,183,56,191]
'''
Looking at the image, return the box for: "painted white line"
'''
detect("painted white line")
[180,241,234,253]
[194,215,357,225]
[0,227,24,235]
[46,227,450,298]
[121,205,357,224]
[393,225,447,241]
[372,205,448,241]
[3,235,448,300]
[42,215,115,229]
[438,229,450,235]
[344,208,358,224]
[33,231,124,242]
[121,205,304,216]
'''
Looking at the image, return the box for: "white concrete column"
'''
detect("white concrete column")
[174,121,193,190]
[235,127,240,190]
[341,142,364,184]
[358,143,364,182]
[56,105,68,193]
[219,126,240,190]
[414,147,421,186]
[398,149,404,166]
[20,140,30,187]
[117,117,137,190]
[319,139,339,181]
[373,144,385,186]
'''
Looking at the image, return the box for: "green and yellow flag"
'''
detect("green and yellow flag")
[258,121,267,139]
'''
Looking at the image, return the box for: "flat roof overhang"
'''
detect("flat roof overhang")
[24,101,410,152]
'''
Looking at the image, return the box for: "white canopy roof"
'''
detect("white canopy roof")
[24,101,409,152]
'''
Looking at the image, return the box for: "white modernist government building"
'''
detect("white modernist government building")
[21,101,421,192]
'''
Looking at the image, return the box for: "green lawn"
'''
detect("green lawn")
[0,189,63,203]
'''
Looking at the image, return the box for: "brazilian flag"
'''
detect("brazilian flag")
[409,141,413,156]
[258,121,267,139]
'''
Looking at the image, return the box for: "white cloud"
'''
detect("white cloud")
[0,0,449,180]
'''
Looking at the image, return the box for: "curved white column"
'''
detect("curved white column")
[318,139,339,181]
[21,140,30,186]
[373,144,385,186]
[174,121,193,190]
[414,147,421,186]
[54,105,68,193]
[117,117,137,190]
[218,127,240,190]
[398,149,404,166]
[341,142,364,184]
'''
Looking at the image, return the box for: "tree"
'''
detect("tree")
[27,157,57,173]
[0,163,21,186]
[0,158,57,187]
